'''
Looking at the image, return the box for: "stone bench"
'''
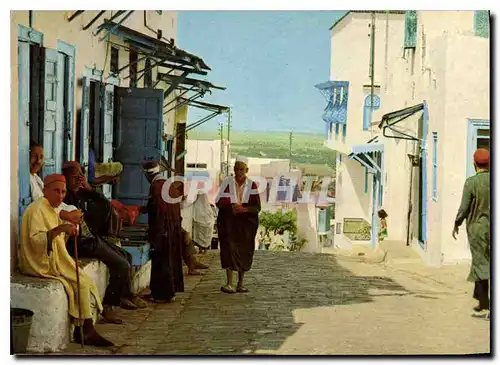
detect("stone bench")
[11,258,151,353]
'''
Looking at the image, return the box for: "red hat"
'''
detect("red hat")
[44,174,66,186]
[62,161,83,177]
[473,149,490,166]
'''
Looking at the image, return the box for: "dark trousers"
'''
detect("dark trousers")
[473,279,490,310]
[67,236,133,307]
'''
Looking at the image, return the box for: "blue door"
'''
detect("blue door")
[101,83,115,199]
[114,87,164,209]
[80,77,91,174]
[18,41,31,218]
[42,48,64,177]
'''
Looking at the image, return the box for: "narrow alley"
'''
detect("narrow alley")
[58,250,490,355]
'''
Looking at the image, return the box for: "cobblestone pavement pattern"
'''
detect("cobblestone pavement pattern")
[57,251,490,355]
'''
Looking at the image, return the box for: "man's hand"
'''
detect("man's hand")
[48,224,78,255]
[452,226,459,240]
[57,223,79,237]
[78,175,93,191]
[233,204,247,214]
[60,210,83,225]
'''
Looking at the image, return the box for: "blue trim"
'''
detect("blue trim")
[84,66,103,82]
[17,38,32,224]
[57,41,76,161]
[432,132,438,201]
[57,40,76,57]
[18,24,43,44]
[467,119,490,177]
[419,102,429,248]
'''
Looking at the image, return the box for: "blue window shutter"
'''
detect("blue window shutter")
[57,41,76,162]
[342,124,347,137]
[42,48,64,177]
[474,11,489,38]
[335,123,340,136]
[80,77,90,175]
[404,11,418,48]
[365,168,369,194]
[363,94,380,131]
[18,42,32,218]
[363,106,371,131]
[432,132,438,200]
[101,83,115,199]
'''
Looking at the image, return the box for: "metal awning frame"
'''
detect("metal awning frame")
[181,98,229,114]
[163,87,195,110]
[378,103,424,142]
[185,111,223,134]
[100,21,210,70]
[163,91,206,115]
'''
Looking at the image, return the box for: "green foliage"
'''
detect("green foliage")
[259,210,297,237]
[258,210,307,252]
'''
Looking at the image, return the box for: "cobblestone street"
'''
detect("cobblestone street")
[60,250,490,355]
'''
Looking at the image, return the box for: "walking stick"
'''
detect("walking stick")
[73,224,85,348]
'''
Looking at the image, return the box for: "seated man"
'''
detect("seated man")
[62,161,146,324]
[19,174,113,347]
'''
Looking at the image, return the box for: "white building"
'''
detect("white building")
[320,11,489,266]
[185,139,229,182]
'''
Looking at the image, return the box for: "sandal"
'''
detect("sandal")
[220,285,236,294]
[237,287,249,293]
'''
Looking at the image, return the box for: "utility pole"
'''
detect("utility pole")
[226,108,231,176]
[289,131,293,171]
[219,119,224,179]
[370,11,376,120]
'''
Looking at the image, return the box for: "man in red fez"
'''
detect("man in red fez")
[20,173,113,346]
[453,148,490,318]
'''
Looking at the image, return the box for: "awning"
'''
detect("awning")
[158,73,225,92]
[377,103,424,141]
[348,138,384,174]
[101,21,210,70]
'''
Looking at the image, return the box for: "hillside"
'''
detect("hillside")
[187,130,336,176]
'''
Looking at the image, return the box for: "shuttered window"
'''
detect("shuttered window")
[404,11,418,48]
[474,11,490,38]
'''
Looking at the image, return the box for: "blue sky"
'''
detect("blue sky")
[177,11,346,134]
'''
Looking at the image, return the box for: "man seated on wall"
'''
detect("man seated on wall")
[29,142,82,225]
[19,173,113,347]
[62,161,147,324]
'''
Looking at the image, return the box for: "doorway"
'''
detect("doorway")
[467,119,490,177]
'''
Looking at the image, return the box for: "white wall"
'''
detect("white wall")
[327,11,489,266]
